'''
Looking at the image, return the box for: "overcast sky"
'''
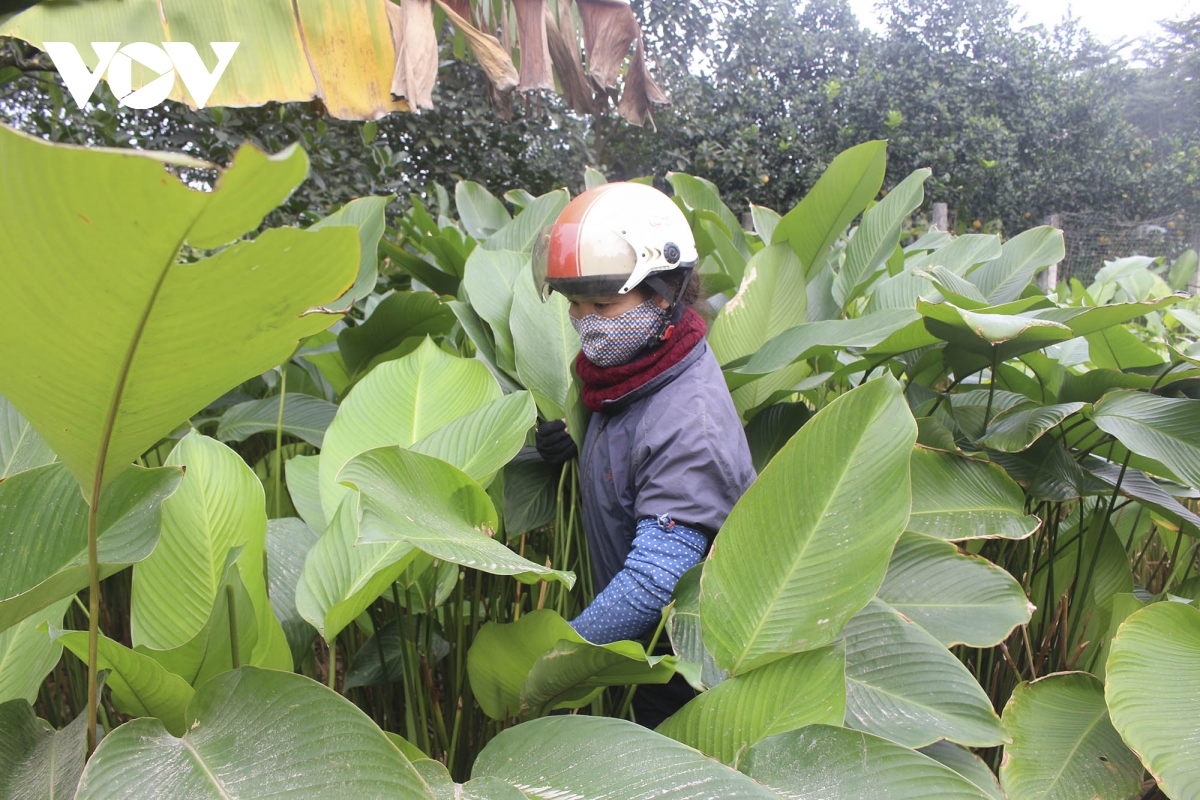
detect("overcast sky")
[846,0,1199,45]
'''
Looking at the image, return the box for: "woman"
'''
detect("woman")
[532,182,756,727]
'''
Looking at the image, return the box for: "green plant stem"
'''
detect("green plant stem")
[85,496,100,755]
[227,583,240,670]
[1067,456,1131,650]
[983,350,1000,430]
[272,368,287,519]
[327,638,338,692]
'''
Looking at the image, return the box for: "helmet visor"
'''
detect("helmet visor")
[531,224,554,302]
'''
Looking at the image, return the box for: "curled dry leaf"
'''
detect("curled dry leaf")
[513,0,555,91]
[545,0,600,113]
[435,0,520,93]
[386,0,438,109]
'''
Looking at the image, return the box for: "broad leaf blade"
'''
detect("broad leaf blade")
[217,393,337,448]
[0,598,70,705]
[0,696,88,800]
[1092,390,1200,490]
[908,448,1039,541]
[701,376,916,675]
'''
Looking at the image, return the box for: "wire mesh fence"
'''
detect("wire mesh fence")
[1056,210,1199,285]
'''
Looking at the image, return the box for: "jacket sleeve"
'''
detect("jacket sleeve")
[569,515,707,644]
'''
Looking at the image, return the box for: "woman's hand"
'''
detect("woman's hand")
[535,419,577,466]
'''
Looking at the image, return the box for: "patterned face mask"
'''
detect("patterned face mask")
[571,299,668,367]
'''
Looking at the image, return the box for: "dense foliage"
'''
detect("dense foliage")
[2,121,1199,797]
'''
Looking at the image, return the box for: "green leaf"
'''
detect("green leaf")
[878,533,1033,647]
[1082,457,1200,537]
[472,715,778,798]
[1168,249,1198,291]
[657,645,845,764]
[468,610,669,721]
[410,391,536,486]
[744,402,810,474]
[966,226,1064,304]
[54,626,194,736]
[1092,390,1200,490]
[285,453,326,532]
[999,672,1142,800]
[307,195,389,313]
[296,494,417,641]
[318,338,501,521]
[908,448,1038,541]
[709,243,807,366]
[485,189,570,253]
[265,517,320,667]
[668,172,747,256]
[584,166,607,189]
[667,566,728,691]
[0,462,182,633]
[701,376,917,675]
[739,724,995,799]
[835,168,930,308]
[919,265,988,307]
[750,203,781,244]
[345,619,448,690]
[510,266,586,440]
[130,433,275,658]
[772,141,887,279]
[137,552,261,688]
[462,248,525,375]
[0,394,55,479]
[337,291,457,378]
[843,599,1007,748]
[732,309,923,386]
[501,449,558,538]
[919,301,1074,361]
[978,402,1087,452]
[918,741,1004,800]
[1085,325,1166,371]
[216,393,337,448]
[0,695,88,800]
[342,447,573,587]
[0,598,70,705]
[0,126,356,497]
[456,181,510,240]
[865,234,1003,313]
[1033,297,1183,337]
[1105,601,1200,799]
[74,667,434,799]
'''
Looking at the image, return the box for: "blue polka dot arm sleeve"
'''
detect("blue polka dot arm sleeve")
[569,515,708,645]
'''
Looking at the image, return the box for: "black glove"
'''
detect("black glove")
[536,419,577,467]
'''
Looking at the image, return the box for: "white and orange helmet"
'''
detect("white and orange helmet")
[533,182,699,301]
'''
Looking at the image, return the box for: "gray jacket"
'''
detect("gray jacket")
[579,340,757,591]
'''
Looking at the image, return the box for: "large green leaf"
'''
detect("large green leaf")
[966,226,1065,304]
[463,248,525,375]
[865,234,1003,313]
[318,338,501,520]
[472,715,778,798]
[842,599,1007,748]
[456,181,510,240]
[1032,297,1183,337]
[265,517,320,667]
[131,432,267,651]
[1083,457,1200,537]
[668,565,728,690]
[285,453,326,532]
[701,376,916,675]
[0,598,70,705]
[709,244,807,366]
[919,301,1074,361]
[657,645,845,764]
[877,533,1033,647]
[834,168,930,308]
[918,741,1004,800]
[0,394,55,479]
[501,449,558,538]
[1105,601,1200,799]
[510,266,586,440]
[468,610,671,720]
[978,402,1087,452]
[307,195,387,314]
[0,462,181,633]
[1092,390,1200,490]
[0,126,357,496]
[54,627,194,736]
[668,173,747,257]
[0,696,88,800]
[74,667,435,799]
[216,393,338,448]
[908,448,1039,540]
[485,189,570,254]
[772,141,887,279]
[337,291,456,378]
[410,391,536,487]
[343,447,572,587]
[999,672,1142,800]
[739,724,995,799]
[296,494,417,641]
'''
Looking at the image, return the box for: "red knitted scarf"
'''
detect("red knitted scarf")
[574,308,707,413]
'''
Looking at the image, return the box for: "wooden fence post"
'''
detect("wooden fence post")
[932,203,949,232]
